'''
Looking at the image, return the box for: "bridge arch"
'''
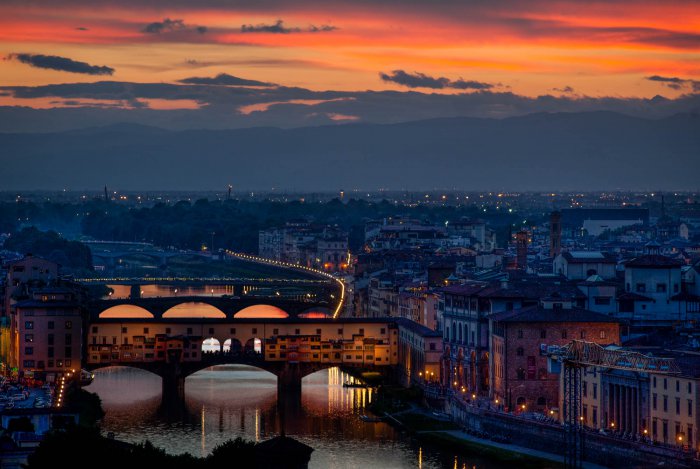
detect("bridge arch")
[244,337,263,354]
[86,363,164,379]
[163,302,226,318]
[99,304,154,318]
[223,338,242,353]
[234,304,289,319]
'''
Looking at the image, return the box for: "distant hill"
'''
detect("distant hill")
[1,111,698,191]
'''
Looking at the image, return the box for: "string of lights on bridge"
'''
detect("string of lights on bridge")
[75,276,329,284]
[224,250,346,319]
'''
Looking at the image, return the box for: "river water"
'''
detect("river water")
[85,365,513,469]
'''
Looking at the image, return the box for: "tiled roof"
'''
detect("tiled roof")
[489,305,619,323]
[395,317,442,337]
[561,251,617,264]
[625,255,684,268]
[617,291,653,302]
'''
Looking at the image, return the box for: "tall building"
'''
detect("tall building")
[515,231,529,270]
[12,288,82,380]
[550,211,562,258]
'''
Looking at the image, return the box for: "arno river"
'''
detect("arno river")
[86,365,513,469]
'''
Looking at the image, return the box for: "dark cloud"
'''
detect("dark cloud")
[142,18,207,35]
[241,19,336,33]
[4,79,700,132]
[75,27,89,31]
[551,86,575,93]
[178,73,274,87]
[309,24,338,32]
[143,18,186,33]
[380,70,493,90]
[645,75,700,92]
[241,20,300,33]
[450,79,495,90]
[6,53,114,75]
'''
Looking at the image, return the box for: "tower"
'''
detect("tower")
[516,230,529,270]
[550,211,562,258]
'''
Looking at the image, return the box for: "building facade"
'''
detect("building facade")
[13,289,82,380]
[489,300,620,412]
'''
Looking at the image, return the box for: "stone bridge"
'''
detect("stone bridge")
[84,312,442,401]
[85,316,404,399]
[90,250,210,268]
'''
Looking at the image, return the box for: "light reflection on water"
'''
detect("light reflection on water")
[86,366,505,469]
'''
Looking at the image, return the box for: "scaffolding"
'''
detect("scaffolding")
[548,340,681,469]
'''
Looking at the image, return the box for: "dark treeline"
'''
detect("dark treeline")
[3,226,93,271]
[0,198,524,252]
[25,426,259,469]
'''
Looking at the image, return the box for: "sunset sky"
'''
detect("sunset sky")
[1,0,699,116]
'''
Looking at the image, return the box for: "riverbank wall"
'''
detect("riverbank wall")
[445,397,696,468]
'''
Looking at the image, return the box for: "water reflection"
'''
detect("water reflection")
[86,366,520,469]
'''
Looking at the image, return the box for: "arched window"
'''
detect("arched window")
[516,396,526,405]
[517,368,525,380]
[202,337,221,353]
[538,368,548,380]
[458,324,463,344]
[537,397,547,406]
[516,347,524,357]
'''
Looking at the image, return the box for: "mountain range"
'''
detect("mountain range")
[1,111,698,191]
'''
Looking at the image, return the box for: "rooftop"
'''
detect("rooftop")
[490,305,620,324]
[625,254,684,268]
[395,317,442,337]
[561,251,616,263]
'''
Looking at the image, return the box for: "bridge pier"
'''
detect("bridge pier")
[161,357,187,401]
[162,372,186,401]
[277,363,302,398]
